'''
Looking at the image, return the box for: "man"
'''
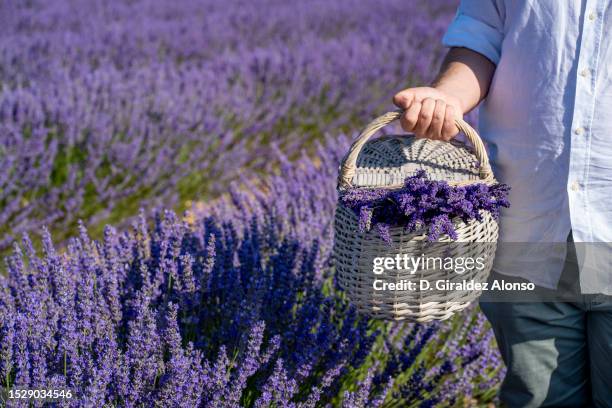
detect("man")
[393,1,612,407]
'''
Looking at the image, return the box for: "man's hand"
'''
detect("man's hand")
[392,87,462,141]
[392,47,496,141]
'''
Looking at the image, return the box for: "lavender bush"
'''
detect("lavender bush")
[340,170,510,243]
[0,137,503,407]
[0,0,458,249]
[1,0,505,405]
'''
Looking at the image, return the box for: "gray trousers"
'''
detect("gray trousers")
[480,234,612,408]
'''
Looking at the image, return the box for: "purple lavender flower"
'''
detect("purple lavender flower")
[0,0,461,251]
[340,171,510,243]
[0,140,503,406]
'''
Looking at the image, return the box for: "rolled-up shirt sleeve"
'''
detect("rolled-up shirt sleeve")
[442,0,505,65]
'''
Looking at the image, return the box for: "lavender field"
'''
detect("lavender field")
[0,0,503,406]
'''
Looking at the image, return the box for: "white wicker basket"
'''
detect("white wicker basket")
[334,111,499,322]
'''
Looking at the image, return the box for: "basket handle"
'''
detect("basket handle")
[337,110,494,189]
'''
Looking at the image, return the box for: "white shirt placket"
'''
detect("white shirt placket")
[567,0,604,243]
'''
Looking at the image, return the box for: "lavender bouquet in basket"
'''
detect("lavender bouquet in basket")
[339,170,510,244]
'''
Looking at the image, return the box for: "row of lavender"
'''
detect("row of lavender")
[0,135,502,407]
[0,0,456,249]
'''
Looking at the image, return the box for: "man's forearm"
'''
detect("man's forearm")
[431,47,496,114]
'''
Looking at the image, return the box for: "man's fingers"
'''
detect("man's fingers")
[400,101,421,132]
[442,105,459,140]
[393,90,415,110]
[393,88,461,140]
[426,99,446,140]
[413,98,436,137]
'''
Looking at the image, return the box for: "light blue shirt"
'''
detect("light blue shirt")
[443,0,612,293]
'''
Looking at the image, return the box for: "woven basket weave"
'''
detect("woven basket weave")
[334,110,499,322]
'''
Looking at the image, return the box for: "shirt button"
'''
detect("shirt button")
[571,182,580,191]
[574,127,584,135]
[579,68,590,77]
[588,11,596,21]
